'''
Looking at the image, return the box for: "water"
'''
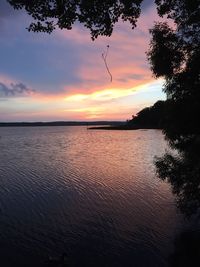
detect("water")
[0,127,185,266]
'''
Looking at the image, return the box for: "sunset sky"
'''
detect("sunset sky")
[0,0,166,122]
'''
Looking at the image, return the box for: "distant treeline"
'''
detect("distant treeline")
[0,121,124,127]
[0,101,167,129]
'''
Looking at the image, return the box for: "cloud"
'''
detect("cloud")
[0,82,35,97]
[0,0,166,121]
[64,86,144,103]
[56,3,161,96]
[0,0,160,98]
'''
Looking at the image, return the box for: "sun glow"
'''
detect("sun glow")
[64,106,106,119]
[64,82,154,103]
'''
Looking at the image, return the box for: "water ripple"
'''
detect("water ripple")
[0,127,183,266]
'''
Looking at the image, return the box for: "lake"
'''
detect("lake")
[0,126,186,266]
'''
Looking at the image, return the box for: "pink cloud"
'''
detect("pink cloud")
[56,4,161,97]
[1,3,167,121]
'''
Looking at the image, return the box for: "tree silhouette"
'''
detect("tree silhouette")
[7,0,143,39]
[127,100,167,129]
[147,1,200,217]
[147,0,200,150]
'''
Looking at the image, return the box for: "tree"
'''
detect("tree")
[147,1,200,217]
[128,100,167,129]
[147,0,200,150]
[155,145,200,217]
[7,0,143,39]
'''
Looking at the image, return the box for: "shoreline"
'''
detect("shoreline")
[0,121,124,127]
[89,125,162,130]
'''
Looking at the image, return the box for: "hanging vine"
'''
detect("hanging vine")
[102,45,112,82]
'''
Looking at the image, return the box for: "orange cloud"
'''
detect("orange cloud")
[64,84,149,103]
[1,3,167,122]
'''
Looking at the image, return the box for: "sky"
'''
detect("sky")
[0,0,166,122]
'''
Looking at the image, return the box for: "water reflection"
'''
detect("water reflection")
[0,127,181,267]
[169,229,200,267]
[155,135,200,217]
[155,135,200,266]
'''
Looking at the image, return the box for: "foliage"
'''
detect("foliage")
[155,141,200,217]
[147,22,185,78]
[7,0,143,39]
[147,1,200,217]
[147,0,200,150]
[128,100,167,129]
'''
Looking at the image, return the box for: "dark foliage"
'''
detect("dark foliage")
[127,100,167,129]
[7,0,143,39]
[155,0,200,45]
[147,0,200,218]
[147,0,200,149]
[169,230,200,267]
[155,144,200,217]
[147,22,185,78]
